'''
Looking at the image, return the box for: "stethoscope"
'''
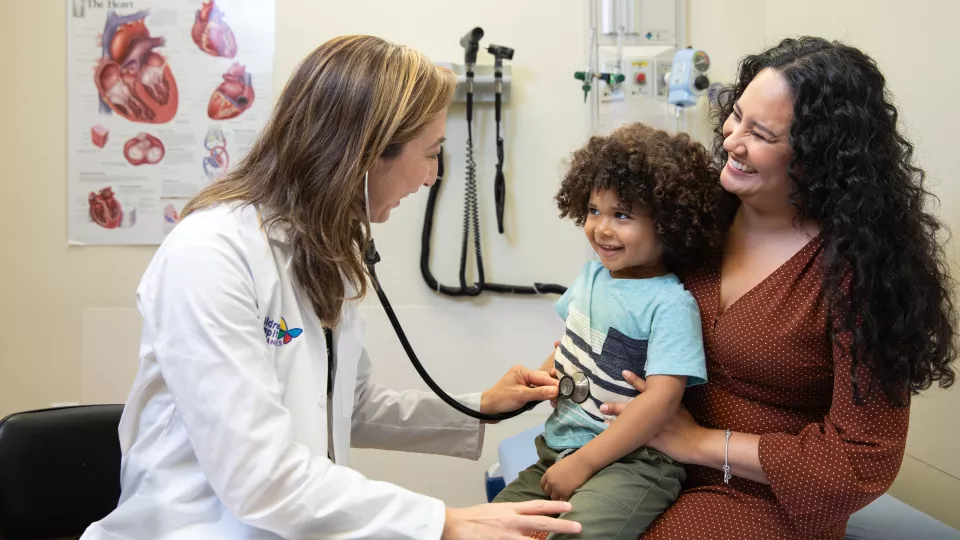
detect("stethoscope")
[361,173,590,422]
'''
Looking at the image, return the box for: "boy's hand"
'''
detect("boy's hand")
[540,454,595,502]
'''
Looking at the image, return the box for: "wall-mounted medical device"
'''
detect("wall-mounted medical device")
[666,47,711,108]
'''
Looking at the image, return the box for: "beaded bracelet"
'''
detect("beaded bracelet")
[723,429,732,485]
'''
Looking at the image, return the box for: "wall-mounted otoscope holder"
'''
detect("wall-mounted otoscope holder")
[434,62,513,103]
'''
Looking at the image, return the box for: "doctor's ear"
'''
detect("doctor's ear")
[380,141,405,160]
[367,157,391,183]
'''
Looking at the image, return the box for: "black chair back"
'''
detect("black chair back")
[0,405,123,539]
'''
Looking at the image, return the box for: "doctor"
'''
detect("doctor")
[80,35,580,540]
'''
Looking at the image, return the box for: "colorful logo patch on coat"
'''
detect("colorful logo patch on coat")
[264,316,302,347]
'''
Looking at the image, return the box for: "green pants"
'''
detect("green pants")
[493,434,685,539]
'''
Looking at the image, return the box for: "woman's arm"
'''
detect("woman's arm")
[602,371,768,484]
[692,427,767,484]
[755,328,908,531]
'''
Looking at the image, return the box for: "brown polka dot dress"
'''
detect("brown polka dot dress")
[639,235,909,540]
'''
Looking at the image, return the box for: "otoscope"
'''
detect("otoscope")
[457,27,485,295]
[460,27,484,98]
[487,43,514,235]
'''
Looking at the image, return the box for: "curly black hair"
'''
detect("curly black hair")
[556,122,725,273]
[710,36,957,405]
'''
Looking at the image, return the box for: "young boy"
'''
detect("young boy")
[493,122,725,539]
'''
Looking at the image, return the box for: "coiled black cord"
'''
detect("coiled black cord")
[459,82,484,296]
[418,83,567,297]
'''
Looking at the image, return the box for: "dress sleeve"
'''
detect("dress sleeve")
[757,277,909,533]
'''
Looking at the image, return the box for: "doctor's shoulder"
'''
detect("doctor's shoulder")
[161,203,252,251]
[141,202,260,290]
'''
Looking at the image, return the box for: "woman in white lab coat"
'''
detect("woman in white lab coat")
[80,35,581,540]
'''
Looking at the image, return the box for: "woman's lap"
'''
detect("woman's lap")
[640,486,847,540]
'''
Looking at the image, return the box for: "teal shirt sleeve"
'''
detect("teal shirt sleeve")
[644,290,708,387]
[556,261,596,321]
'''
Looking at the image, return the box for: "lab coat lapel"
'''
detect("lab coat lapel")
[252,204,367,466]
[331,292,365,465]
[248,206,333,457]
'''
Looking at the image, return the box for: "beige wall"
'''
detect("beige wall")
[1,0,956,530]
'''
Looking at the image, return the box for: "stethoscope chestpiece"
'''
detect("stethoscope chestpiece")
[558,372,590,404]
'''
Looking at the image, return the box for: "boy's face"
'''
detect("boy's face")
[585,188,665,279]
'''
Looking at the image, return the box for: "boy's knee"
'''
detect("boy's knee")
[547,491,632,539]
[492,487,526,504]
[492,478,547,504]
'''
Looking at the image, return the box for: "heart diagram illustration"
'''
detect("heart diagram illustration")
[202,128,229,180]
[89,187,123,229]
[208,63,255,120]
[123,133,166,166]
[192,1,238,58]
[94,9,179,124]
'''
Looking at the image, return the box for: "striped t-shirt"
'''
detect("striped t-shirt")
[544,260,708,450]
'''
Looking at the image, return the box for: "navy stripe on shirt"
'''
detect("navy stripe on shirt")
[596,327,648,380]
[558,342,639,398]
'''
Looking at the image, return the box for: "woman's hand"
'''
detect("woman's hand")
[480,365,559,422]
[443,500,581,539]
[600,370,708,464]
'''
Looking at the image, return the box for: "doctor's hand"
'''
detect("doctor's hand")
[443,500,581,539]
[480,365,559,423]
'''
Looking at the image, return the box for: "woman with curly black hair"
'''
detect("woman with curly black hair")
[599,37,958,539]
[493,122,727,538]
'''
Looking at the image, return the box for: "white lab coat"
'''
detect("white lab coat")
[80,203,486,540]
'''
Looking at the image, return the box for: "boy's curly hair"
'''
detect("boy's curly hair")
[556,122,726,272]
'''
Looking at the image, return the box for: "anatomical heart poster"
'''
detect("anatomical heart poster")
[67,0,275,245]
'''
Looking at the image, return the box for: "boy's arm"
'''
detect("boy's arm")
[539,347,558,372]
[571,374,686,475]
[572,291,706,472]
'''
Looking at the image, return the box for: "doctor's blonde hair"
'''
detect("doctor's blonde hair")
[181,35,456,327]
